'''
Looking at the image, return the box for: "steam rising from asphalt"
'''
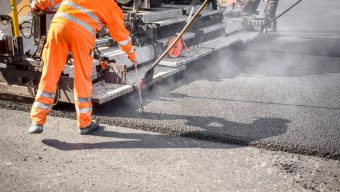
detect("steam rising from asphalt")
[120,0,340,112]
[123,34,340,113]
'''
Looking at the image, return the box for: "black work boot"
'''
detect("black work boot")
[29,124,43,134]
[78,120,99,135]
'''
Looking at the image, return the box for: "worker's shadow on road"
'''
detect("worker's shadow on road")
[42,128,240,151]
[42,115,290,150]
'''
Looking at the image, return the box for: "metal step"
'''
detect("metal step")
[126,65,186,86]
[95,37,113,47]
[163,4,225,16]
[159,47,214,68]
[91,64,185,104]
[137,7,183,23]
[100,45,155,68]
[138,4,224,24]
[148,7,225,27]
[157,20,235,47]
[158,31,258,68]
[157,20,239,50]
[199,8,225,17]
[157,32,196,45]
[203,31,259,51]
[92,83,133,104]
[0,82,35,98]
[151,16,187,26]
[201,22,227,34]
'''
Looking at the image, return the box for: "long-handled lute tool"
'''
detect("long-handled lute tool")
[260,0,303,33]
[142,0,210,85]
[134,65,144,112]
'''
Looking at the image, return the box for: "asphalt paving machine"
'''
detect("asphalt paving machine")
[0,0,264,104]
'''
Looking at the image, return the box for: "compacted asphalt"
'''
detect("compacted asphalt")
[1,0,340,191]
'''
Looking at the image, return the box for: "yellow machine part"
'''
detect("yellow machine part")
[10,0,21,37]
[0,0,30,37]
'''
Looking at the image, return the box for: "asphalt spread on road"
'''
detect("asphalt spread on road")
[1,35,340,160]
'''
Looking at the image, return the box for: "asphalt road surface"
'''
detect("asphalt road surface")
[1,108,340,191]
[0,0,339,159]
[1,0,340,191]
[78,0,340,159]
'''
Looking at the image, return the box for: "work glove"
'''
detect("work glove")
[128,52,138,66]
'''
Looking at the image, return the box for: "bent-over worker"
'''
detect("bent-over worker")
[29,0,137,134]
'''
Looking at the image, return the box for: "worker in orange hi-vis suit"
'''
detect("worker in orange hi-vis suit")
[29,0,137,135]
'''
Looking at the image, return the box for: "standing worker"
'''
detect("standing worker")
[243,0,279,32]
[264,0,279,32]
[29,0,137,134]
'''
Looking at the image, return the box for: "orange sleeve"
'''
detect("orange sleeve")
[104,2,136,61]
[35,0,62,10]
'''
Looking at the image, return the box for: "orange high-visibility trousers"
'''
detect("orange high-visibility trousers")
[31,22,95,128]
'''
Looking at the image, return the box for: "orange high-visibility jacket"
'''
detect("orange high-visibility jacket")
[35,0,136,60]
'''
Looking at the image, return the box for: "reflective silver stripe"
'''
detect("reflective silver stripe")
[54,12,96,37]
[76,97,92,103]
[33,102,52,110]
[118,37,132,46]
[78,107,92,114]
[61,1,102,29]
[37,90,55,99]
[31,124,43,129]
